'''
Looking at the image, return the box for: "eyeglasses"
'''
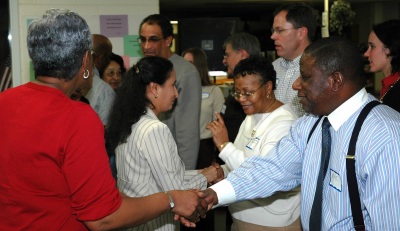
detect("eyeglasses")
[223,52,231,59]
[90,49,97,56]
[137,36,165,44]
[231,83,265,99]
[271,27,302,34]
[105,69,122,78]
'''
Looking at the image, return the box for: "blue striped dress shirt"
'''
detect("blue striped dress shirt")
[213,88,400,230]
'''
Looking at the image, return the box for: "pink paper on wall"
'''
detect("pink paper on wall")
[100,15,128,37]
[122,55,131,70]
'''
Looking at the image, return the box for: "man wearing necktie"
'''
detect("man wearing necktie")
[199,36,400,230]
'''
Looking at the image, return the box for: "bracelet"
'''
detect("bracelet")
[218,142,229,152]
[165,191,174,212]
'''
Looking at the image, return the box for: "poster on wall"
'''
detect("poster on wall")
[100,15,128,37]
[124,35,142,57]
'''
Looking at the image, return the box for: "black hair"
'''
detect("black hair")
[233,56,277,90]
[139,14,173,38]
[373,19,400,74]
[106,56,173,152]
[99,53,127,80]
[304,36,365,88]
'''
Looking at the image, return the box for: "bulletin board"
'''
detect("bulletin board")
[9,0,159,85]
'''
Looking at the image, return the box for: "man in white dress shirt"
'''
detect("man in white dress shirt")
[201,36,400,231]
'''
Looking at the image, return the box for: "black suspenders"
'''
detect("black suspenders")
[307,101,381,229]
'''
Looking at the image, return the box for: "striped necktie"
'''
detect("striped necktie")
[309,117,332,230]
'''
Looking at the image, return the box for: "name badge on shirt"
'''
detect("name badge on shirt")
[221,104,226,114]
[202,92,210,99]
[329,169,342,192]
[246,137,260,150]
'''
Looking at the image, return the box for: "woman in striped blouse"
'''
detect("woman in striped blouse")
[106,56,221,231]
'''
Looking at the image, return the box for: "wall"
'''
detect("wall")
[10,0,159,85]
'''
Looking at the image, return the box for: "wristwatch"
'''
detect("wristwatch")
[165,191,174,211]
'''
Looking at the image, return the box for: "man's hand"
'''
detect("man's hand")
[170,189,209,227]
[198,188,218,211]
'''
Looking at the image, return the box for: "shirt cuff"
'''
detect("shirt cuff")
[209,179,236,207]
[218,142,233,161]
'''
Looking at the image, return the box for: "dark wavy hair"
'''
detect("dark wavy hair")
[373,19,400,74]
[99,53,127,79]
[106,56,173,152]
[233,56,277,90]
[27,9,92,80]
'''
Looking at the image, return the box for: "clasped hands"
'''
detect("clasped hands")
[173,188,218,227]
[174,112,228,227]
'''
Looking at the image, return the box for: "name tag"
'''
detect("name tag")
[202,92,210,99]
[221,104,226,114]
[329,169,342,192]
[246,137,260,150]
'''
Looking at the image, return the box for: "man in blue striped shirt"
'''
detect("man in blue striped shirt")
[201,36,400,230]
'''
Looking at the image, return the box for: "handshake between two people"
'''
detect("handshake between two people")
[174,163,223,227]
[171,188,219,227]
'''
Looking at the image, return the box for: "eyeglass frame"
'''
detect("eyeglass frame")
[223,49,242,59]
[223,52,231,59]
[231,83,266,99]
[90,49,98,56]
[137,36,166,44]
[271,27,302,35]
[104,69,122,78]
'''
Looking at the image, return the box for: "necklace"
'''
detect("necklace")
[251,100,277,137]
[380,76,400,102]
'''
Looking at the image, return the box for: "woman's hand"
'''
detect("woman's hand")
[211,162,224,184]
[206,112,229,149]
[198,165,218,183]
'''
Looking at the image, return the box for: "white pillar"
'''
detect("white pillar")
[322,0,330,37]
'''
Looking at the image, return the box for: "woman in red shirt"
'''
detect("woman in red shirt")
[364,19,400,112]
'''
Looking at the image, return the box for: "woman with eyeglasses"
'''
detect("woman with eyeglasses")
[99,53,126,90]
[207,56,301,231]
[0,9,206,230]
[106,56,221,231]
